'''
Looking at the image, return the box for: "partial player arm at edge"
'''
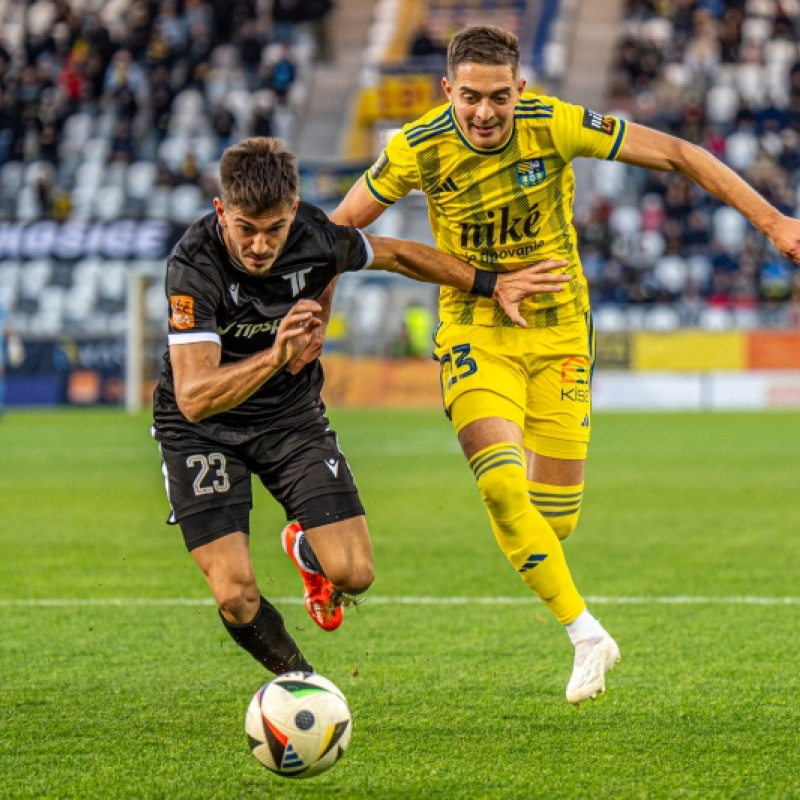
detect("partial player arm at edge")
[171,300,322,422]
[364,234,569,327]
[617,123,800,263]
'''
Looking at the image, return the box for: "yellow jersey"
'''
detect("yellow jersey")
[364,94,628,328]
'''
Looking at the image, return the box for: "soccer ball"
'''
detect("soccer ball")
[245,671,352,779]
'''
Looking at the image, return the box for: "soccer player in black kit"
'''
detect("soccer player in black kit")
[152,137,571,675]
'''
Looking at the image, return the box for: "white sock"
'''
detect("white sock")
[565,609,605,646]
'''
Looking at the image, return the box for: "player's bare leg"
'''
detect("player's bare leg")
[282,516,373,631]
[193,532,313,674]
[526,450,585,485]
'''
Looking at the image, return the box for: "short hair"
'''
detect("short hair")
[447,25,520,79]
[218,137,299,215]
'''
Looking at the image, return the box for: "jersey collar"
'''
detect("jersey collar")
[449,105,517,156]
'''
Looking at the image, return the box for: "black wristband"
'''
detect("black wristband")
[470,269,498,298]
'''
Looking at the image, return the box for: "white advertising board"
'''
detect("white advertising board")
[593,371,800,411]
[592,372,704,411]
[709,371,800,410]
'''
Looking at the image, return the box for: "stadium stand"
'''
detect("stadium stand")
[0,0,326,340]
[342,0,800,334]
[574,0,800,330]
[3,0,800,405]
[0,0,328,216]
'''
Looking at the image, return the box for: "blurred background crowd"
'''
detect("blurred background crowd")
[577,0,800,330]
[0,0,331,223]
[0,0,799,356]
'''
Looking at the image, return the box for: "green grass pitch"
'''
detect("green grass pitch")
[1,407,799,799]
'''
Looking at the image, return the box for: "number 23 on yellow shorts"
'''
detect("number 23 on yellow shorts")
[433,314,595,449]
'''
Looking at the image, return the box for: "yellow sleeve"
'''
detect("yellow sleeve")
[548,96,628,164]
[363,130,421,206]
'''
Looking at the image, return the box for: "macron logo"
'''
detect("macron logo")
[325,458,339,478]
[229,283,240,305]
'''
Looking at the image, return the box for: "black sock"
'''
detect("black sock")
[298,534,325,575]
[221,596,313,675]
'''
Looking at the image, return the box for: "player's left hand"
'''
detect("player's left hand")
[286,278,337,374]
[494,259,570,327]
[286,325,326,374]
[270,300,323,370]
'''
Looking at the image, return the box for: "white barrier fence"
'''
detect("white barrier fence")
[593,371,800,411]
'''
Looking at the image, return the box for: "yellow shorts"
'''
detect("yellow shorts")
[433,312,595,459]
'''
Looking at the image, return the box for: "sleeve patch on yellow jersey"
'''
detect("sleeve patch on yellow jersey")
[370,150,389,179]
[582,109,616,136]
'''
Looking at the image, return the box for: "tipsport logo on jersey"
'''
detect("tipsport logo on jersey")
[560,357,590,403]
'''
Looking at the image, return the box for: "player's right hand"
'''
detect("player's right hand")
[494,259,570,327]
[766,214,800,265]
[270,299,323,369]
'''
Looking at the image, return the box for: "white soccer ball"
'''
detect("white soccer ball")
[245,671,352,779]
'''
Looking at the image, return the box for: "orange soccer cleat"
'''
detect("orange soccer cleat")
[281,522,343,631]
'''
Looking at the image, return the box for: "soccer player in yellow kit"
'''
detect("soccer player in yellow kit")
[327,25,800,705]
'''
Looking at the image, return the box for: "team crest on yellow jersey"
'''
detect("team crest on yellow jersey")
[515,159,547,188]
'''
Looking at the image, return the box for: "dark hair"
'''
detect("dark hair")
[219,137,299,215]
[447,25,520,79]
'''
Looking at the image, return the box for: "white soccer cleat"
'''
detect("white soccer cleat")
[566,632,621,706]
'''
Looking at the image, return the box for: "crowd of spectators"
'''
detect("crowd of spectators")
[0,0,338,340]
[4,0,800,336]
[406,0,525,67]
[0,0,334,223]
[398,0,800,327]
[574,0,800,328]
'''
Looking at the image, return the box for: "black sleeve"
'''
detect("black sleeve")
[291,202,371,277]
[332,224,370,275]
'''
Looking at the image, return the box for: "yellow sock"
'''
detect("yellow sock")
[469,443,585,624]
[528,481,584,541]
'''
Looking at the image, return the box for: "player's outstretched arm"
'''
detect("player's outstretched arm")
[364,234,569,327]
[618,123,800,264]
[171,300,322,422]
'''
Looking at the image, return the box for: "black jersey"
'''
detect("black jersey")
[152,202,371,443]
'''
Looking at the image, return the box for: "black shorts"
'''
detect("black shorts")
[156,419,364,551]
